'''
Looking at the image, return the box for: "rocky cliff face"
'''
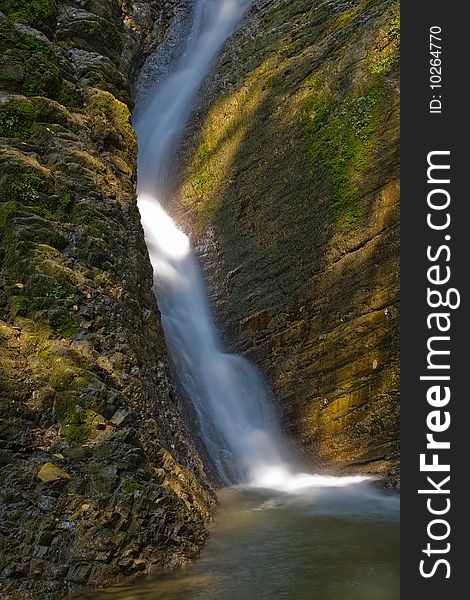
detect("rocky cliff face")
[0,2,215,598]
[177,0,400,482]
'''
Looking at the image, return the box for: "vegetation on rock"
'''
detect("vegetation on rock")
[0,0,56,36]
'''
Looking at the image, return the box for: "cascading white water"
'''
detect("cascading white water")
[134,0,368,489]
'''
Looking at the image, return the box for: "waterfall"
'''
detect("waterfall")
[134,0,367,488]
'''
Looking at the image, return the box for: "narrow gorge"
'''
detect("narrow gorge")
[0,1,399,599]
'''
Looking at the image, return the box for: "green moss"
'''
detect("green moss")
[0,200,17,230]
[0,0,56,36]
[0,96,68,141]
[0,19,54,57]
[2,234,78,306]
[0,17,70,99]
[41,208,56,221]
[59,193,73,209]
[0,201,21,285]
[88,222,102,238]
[190,143,217,198]
[181,78,268,231]
[333,0,387,32]
[334,11,354,31]
[23,63,60,98]
[53,314,80,337]
[19,319,84,387]
[71,202,116,247]
[370,53,398,75]
[368,9,399,75]
[56,83,82,109]
[0,112,35,141]
[94,272,111,287]
[62,408,95,444]
[70,248,84,260]
[304,82,385,229]
[303,94,334,134]
[0,72,17,85]
[86,89,135,153]
[388,14,400,40]
[122,480,143,494]
[56,17,122,62]
[0,201,70,304]
[22,36,53,58]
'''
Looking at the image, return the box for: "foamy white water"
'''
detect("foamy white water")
[134,0,370,490]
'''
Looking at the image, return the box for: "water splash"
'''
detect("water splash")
[134,0,371,490]
[247,467,372,493]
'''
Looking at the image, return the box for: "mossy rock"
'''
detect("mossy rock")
[0,95,70,142]
[0,16,81,102]
[86,89,136,154]
[0,15,59,96]
[22,54,61,98]
[122,480,143,495]
[0,0,57,38]
[61,408,99,444]
[56,80,83,109]
[0,200,73,313]
[21,321,92,390]
[49,310,80,338]
[56,16,123,63]
[304,81,387,230]
[4,172,52,204]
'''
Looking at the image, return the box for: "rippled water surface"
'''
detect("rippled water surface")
[78,483,399,600]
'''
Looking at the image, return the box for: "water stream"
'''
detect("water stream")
[135,0,292,487]
[99,0,401,596]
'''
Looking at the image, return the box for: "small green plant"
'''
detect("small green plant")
[41,208,56,221]
[8,173,46,203]
[0,114,19,135]
[59,194,73,209]
[370,54,399,75]
[388,15,400,41]
[88,222,102,238]
[45,280,75,301]
[94,273,110,286]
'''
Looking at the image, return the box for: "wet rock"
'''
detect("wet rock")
[67,562,92,584]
